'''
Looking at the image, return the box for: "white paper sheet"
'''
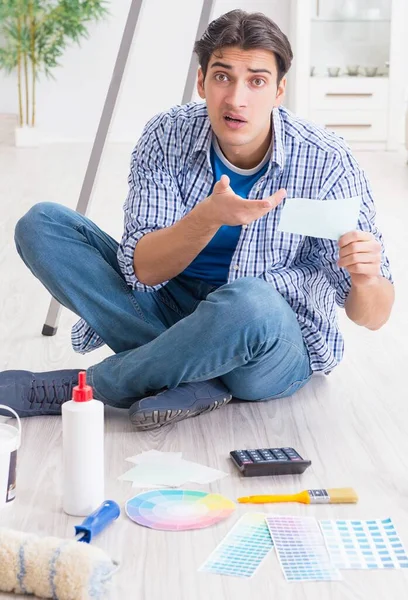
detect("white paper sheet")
[278,196,361,241]
[181,461,228,484]
[119,451,227,489]
[119,464,191,488]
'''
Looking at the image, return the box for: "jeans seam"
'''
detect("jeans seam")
[87,367,110,403]
[73,223,150,325]
[73,222,117,251]
[183,353,244,383]
[185,336,310,395]
[256,374,312,402]
[158,289,201,318]
[184,335,308,383]
[158,291,187,318]
[273,336,309,359]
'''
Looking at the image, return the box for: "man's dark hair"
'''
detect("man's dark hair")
[194,9,293,84]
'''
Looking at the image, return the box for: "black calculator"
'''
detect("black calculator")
[230,447,311,477]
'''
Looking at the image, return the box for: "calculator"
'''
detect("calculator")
[230,447,311,477]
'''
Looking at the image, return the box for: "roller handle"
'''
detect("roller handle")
[74,500,120,543]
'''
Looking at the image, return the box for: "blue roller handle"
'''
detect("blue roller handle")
[74,500,120,543]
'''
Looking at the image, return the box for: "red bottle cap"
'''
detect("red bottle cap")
[73,371,93,402]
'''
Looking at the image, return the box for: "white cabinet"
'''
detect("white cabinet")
[309,77,388,111]
[310,109,388,141]
[309,76,388,141]
[289,0,407,150]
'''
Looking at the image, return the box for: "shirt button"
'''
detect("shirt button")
[234,264,239,270]
[242,224,248,229]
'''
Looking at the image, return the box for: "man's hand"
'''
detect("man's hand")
[205,174,286,227]
[338,230,382,287]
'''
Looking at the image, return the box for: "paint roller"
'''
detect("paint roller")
[0,500,120,599]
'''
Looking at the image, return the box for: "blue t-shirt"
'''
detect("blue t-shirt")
[182,138,270,285]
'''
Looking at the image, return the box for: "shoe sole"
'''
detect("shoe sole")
[129,394,232,431]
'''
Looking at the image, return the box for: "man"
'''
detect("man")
[2,10,394,430]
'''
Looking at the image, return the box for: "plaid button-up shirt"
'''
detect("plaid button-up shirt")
[71,103,393,374]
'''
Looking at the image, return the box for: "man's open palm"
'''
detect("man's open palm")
[208,174,286,227]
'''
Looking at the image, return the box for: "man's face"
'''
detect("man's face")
[197,46,286,164]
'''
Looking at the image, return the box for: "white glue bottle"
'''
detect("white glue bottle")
[62,371,104,516]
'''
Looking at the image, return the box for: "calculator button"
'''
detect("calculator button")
[236,451,253,463]
[282,448,302,458]
[271,449,287,460]
[248,450,262,460]
[260,451,276,461]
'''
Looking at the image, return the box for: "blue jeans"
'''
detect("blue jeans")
[14,202,313,408]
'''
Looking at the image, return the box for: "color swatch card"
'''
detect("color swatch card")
[266,516,342,582]
[320,518,408,570]
[200,513,273,578]
[278,196,361,241]
[126,489,235,531]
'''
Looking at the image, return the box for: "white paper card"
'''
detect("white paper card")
[278,196,361,241]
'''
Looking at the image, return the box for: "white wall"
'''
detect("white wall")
[0,0,290,144]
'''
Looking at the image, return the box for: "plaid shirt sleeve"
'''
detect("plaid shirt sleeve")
[117,114,186,292]
[314,161,393,308]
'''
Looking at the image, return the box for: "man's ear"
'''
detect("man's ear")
[197,67,206,99]
[274,76,287,107]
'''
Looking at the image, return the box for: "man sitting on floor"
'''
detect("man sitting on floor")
[1,10,394,430]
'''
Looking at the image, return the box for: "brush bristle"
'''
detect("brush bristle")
[327,488,358,503]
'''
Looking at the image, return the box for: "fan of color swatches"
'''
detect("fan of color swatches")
[125,489,235,531]
[199,512,274,578]
[320,517,408,570]
[266,515,342,582]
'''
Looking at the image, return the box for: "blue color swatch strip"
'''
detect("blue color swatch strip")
[266,515,342,582]
[199,512,273,578]
[320,517,408,570]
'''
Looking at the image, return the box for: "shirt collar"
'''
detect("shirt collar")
[271,106,286,173]
[192,111,212,158]
[192,105,286,173]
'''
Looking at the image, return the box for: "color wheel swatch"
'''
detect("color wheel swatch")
[125,489,235,531]
[200,513,273,578]
[320,518,408,570]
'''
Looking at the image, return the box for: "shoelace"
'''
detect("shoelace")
[28,377,77,408]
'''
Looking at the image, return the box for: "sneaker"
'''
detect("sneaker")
[0,370,81,417]
[128,378,232,431]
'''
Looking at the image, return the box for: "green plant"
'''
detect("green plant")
[0,0,109,127]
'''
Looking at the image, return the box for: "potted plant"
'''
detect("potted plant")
[0,0,109,147]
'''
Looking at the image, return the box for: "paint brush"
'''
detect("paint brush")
[237,488,358,505]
